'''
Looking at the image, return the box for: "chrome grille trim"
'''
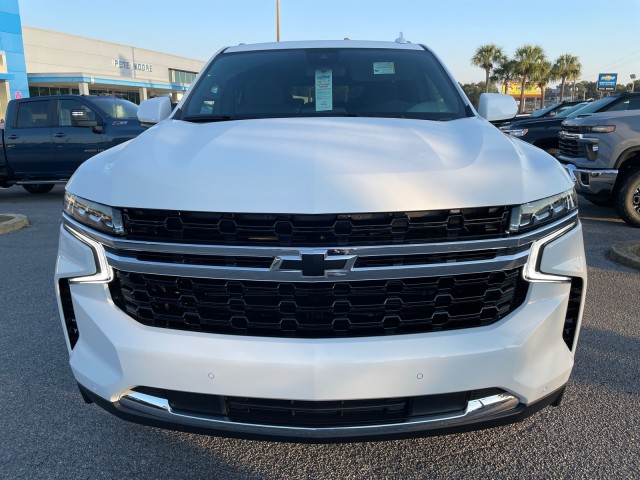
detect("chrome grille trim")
[62,213,577,282]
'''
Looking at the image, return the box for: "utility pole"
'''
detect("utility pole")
[631,74,636,93]
[276,0,280,42]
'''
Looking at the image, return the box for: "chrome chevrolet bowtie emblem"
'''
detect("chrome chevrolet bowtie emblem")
[272,251,357,277]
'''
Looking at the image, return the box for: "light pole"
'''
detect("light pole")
[631,74,636,93]
[276,0,280,42]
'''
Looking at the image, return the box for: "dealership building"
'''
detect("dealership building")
[0,0,205,119]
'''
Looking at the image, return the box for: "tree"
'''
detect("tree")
[532,61,558,109]
[491,59,519,96]
[471,44,505,93]
[575,80,598,100]
[554,54,582,101]
[459,82,498,108]
[514,44,546,113]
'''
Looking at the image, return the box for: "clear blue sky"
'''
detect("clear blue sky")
[17,0,640,86]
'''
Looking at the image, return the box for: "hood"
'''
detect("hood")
[67,116,573,213]
[508,116,566,129]
[562,109,640,126]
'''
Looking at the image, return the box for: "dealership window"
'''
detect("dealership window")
[29,86,78,96]
[169,68,197,85]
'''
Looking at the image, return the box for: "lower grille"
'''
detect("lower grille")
[109,268,529,338]
[132,386,496,428]
[226,396,411,427]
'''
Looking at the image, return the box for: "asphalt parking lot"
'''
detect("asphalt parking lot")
[1,185,638,479]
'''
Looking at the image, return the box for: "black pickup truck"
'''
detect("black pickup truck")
[0,95,144,193]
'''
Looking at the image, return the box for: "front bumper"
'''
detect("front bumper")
[55,216,587,441]
[79,382,566,442]
[561,162,618,197]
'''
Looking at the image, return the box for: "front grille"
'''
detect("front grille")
[133,386,499,428]
[119,207,511,247]
[559,126,582,158]
[109,268,528,338]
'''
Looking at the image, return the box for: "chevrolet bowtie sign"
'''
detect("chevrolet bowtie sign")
[273,252,356,276]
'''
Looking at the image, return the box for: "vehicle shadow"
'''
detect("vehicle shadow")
[571,325,640,396]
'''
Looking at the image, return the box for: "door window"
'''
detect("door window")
[15,101,50,128]
[58,99,98,127]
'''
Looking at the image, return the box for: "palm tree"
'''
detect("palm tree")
[471,44,505,93]
[491,59,519,96]
[514,44,546,113]
[532,61,558,109]
[554,54,582,101]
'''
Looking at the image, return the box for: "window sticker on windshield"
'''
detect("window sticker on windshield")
[315,68,333,111]
[373,62,395,75]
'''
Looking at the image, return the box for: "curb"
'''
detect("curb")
[0,214,29,235]
[610,241,640,272]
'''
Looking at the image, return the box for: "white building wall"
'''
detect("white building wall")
[22,26,205,85]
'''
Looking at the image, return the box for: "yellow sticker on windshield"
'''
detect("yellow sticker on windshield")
[373,62,395,75]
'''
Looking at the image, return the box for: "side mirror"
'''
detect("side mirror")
[477,93,517,123]
[138,97,172,127]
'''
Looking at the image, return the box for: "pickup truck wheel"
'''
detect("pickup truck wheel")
[615,170,640,227]
[22,184,55,194]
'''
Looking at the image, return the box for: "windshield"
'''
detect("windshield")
[530,103,559,118]
[556,102,589,118]
[90,97,139,119]
[566,96,616,117]
[180,48,469,121]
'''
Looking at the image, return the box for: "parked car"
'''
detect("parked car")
[527,100,587,119]
[501,102,589,155]
[557,109,640,226]
[55,40,586,442]
[0,95,144,193]
[503,92,640,155]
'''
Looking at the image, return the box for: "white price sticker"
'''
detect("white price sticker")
[373,62,395,75]
[315,68,333,111]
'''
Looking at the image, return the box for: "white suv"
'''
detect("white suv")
[55,40,586,441]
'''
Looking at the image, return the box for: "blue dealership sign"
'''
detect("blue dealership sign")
[597,73,618,91]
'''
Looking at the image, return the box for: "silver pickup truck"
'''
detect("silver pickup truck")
[557,109,640,227]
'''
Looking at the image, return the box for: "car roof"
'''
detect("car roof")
[225,40,424,53]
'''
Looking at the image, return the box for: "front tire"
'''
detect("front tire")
[22,184,55,194]
[615,170,640,227]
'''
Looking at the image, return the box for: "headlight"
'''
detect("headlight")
[509,189,578,233]
[506,128,528,137]
[584,125,615,133]
[63,193,124,235]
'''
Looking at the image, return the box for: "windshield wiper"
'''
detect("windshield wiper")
[181,115,236,123]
